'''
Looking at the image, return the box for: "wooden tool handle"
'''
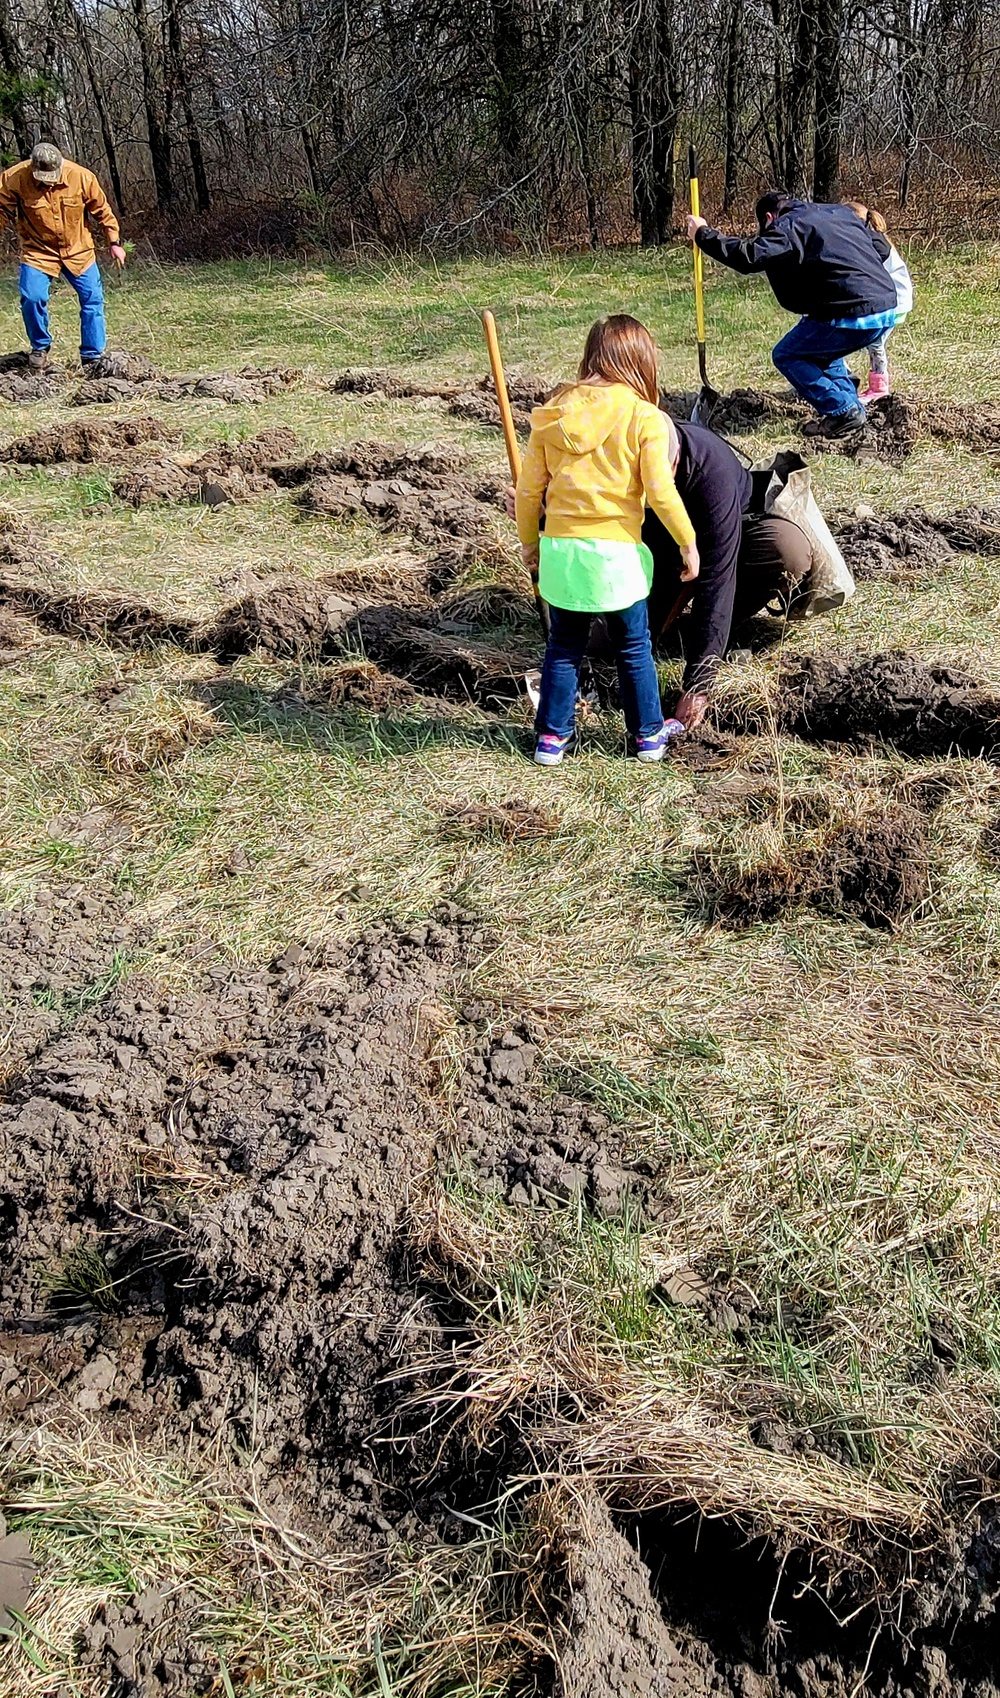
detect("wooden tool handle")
[482,310,522,484]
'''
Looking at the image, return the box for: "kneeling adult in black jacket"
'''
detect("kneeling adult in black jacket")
[643,418,811,732]
[686,193,897,439]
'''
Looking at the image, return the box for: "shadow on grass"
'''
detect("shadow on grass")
[198,671,532,761]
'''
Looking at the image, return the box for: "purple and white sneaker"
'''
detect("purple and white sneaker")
[534,731,575,767]
[635,719,685,763]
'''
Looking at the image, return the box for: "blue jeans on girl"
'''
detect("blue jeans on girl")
[537,599,663,741]
[19,261,107,364]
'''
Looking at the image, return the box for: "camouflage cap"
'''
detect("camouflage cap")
[30,142,63,184]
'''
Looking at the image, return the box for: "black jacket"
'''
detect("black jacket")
[696,200,894,321]
[643,420,751,694]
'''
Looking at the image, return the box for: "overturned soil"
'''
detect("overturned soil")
[776,651,1000,757]
[704,804,929,931]
[282,439,507,551]
[831,502,998,584]
[0,578,196,649]
[3,891,1000,1696]
[349,605,532,706]
[0,903,484,1529]
[67,360,302,407]
[327,368,555,438]
[661,386,809,434]
[0,415,179,466]
[834,504,1000,578]
[0,898,642,1531]
[0,351,72,404]
[201,578,359,662]
[112,427,302,507]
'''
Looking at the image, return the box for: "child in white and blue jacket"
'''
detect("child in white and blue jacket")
[845,201,913,403]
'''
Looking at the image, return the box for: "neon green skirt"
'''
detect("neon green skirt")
[538,535,654,614]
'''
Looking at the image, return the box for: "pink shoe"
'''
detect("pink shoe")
[857,371,890,406]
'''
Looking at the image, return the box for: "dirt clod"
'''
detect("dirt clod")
[813,806,929,928]
[112,429,301,507]
[778,651,1000,757]
[86,684,220,774]
[547,1488,712,1698]
[320,661,417,711]
[156,365,301,404]
[711,858,807,929]
[834,504,1000,579]
[0,350,71,404]
[86,349,163,383]
[0,415,178,466]
[0,579,196,649]
[438,797,559,842]
[79,1588,212,1696]
[706,804,929,931]
[202,578,359,661]
[350,606,530,705]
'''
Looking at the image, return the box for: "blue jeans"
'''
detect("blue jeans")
[20,261,107,362]
[773,317,884,417]
[537,599,663,741]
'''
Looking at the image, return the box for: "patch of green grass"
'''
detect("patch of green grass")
[1,247,1000,1685]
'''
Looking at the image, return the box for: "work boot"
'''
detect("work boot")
[857,371,890,406]
[803,407,866,439]
[27,349,49,373]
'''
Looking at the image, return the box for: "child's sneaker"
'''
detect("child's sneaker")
[635,719,685,762]
[534,731,575,767]
[857,371,890,405]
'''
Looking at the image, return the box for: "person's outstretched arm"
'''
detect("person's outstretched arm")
[0,168,19,229]
[514,430,550,572]
[692,221,795,275]
[81,169,125,264]
[639,412,699,580]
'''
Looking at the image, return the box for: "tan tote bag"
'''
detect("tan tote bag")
[757,449,856,619]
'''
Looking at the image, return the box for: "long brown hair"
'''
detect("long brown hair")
[578,314,660,405]
[844,198,889,235]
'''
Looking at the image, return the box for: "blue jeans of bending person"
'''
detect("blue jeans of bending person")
[20,261,107,363]
[537,599,663,741]
[772,317,884,417]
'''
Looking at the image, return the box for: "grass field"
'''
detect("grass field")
[2,243,1000,1695]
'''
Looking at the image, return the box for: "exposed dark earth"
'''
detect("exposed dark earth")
[5,369,1000,1695]
[2,890,1000,1696]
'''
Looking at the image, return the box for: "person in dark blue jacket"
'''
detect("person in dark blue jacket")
[685,192,898,439]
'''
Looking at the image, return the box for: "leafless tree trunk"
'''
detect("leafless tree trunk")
[130,0,173,209]
[0,0,30,155]
[629,0,680,245]
[723,0,744,208]
[64,0,125,209]
[813,0,844,197]
[166,0,209,210]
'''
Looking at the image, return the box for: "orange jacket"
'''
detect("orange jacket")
[0,159,120,277]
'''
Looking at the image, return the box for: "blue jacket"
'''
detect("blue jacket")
[696,200,895,321]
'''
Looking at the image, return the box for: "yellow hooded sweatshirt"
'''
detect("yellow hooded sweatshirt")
[515,381,695,551]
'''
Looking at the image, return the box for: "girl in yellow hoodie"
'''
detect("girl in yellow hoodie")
[516,315,699,765]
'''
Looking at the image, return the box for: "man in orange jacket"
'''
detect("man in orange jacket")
[0,142,126,371]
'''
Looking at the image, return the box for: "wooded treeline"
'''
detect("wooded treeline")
[0,0,997,248]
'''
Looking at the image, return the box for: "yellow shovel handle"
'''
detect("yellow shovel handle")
[689,147,706,346]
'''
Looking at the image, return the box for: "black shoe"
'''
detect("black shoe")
[803,407,866,439]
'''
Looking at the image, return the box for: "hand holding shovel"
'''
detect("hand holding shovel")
[684,147,721,425]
